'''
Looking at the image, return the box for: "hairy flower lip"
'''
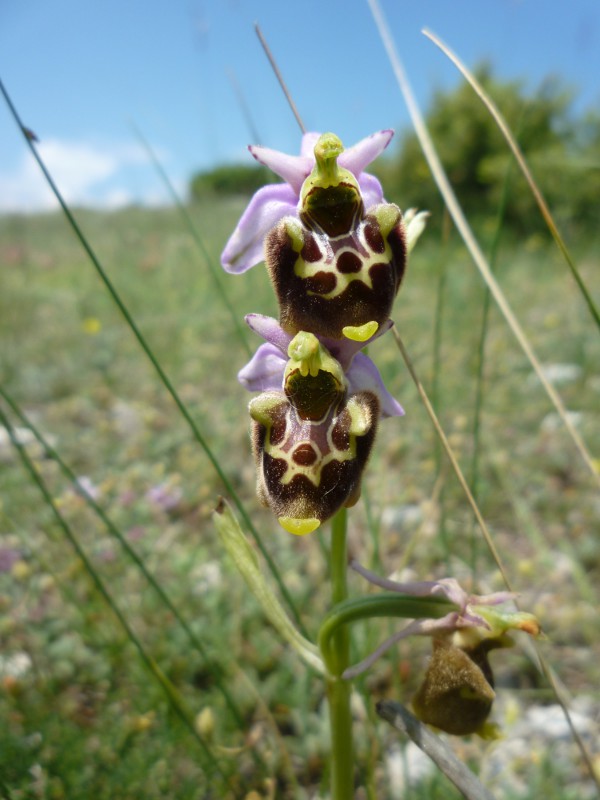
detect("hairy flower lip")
[221,130,394,274]
[238,315,404,419]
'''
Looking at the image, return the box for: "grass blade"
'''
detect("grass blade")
[0,76,307,637]
[388,325,599,792]
[255,23,306,135]
[0,402,230,790]
[131,123,252,357]
[0,385,258,740]
[366,0,600,488]
[377,701,496,800]
[378,701,495,800]
[423,28,600,333]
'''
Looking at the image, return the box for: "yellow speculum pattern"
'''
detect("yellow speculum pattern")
[265,414,354,488]
[260,395,371,489]
[292,236,393,300]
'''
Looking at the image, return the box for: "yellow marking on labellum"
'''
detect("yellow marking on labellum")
[291,231,393,300]
[264,400,373,488]
[278,516,321,535]
[267,433,344,487]
[286,218,304,253]
[342,321,379,342]
[346,395,373,436]
[375,203,402,238]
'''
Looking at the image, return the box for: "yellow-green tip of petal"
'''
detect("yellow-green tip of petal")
[278,516,321,536]
[342,321,379,342]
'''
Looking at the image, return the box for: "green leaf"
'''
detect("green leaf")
[213,499,325,675]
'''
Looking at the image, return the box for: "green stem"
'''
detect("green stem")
[319,594,453,668]
[326,508,354,800]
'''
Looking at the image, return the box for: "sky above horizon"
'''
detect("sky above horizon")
[1,0,599,213]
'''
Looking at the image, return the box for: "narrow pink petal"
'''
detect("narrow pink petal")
[351,561,439,594]
[220,183,297,274]
[249,145,312,194]
[471,591,517,606]
[339,129,394,175]
[342,614,459,680]
[244,314,293,354]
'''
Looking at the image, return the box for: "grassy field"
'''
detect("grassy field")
[0,198,599,799]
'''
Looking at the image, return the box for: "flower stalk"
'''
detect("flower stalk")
[326,508,354,800]
[215,127,542,793]
[220,129,428,797]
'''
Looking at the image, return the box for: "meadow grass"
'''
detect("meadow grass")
[1,187,599,798]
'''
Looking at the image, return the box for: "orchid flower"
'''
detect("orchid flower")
[222,131,428,341]
[221,130,394,275]
[238,314,404,419]
[346,560,540,737]
[240,317,404,534]
[245,323,400,535]
[250,386,379,536]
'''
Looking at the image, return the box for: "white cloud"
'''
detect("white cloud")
[0,138,172,212]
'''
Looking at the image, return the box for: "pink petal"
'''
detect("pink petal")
[342,614,460,680]
[358,172,386,208]
[238,343,286,392]
[244,314,293,353]
[299,132,321,157]
[339,129,394,175]
[220,183,297,273]
[249,145,312,194]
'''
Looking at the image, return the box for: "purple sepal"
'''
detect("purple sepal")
[221,183,297,274]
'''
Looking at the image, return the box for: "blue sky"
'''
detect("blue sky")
[0,0,598,212]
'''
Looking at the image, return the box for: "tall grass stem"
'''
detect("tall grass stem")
[423,28,600,333]
[366,1,600,487]
[0,403,230,790]
[255,23,306,134]
[0,386,257,739]
[389,325,599,790]
[131,124,252,356]
[0,77,307,637]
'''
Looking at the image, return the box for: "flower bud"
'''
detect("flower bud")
[412,637,504,737]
